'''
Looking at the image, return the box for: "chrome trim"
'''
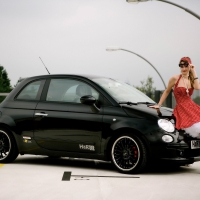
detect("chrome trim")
[22,136,32,140]
[35,113,48,116]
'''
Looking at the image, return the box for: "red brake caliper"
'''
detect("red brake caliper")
[133,146,138,158]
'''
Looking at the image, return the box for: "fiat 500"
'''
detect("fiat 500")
[0,74,200,173]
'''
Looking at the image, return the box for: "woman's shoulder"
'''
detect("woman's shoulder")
[169,74,180,82]
[168,74,181,89]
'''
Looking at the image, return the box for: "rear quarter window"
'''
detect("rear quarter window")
[16,80,43,100]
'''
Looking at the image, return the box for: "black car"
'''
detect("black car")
[0,74,200,173]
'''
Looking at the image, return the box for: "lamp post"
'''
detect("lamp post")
[126,0,200,21]
[106,46,167,89]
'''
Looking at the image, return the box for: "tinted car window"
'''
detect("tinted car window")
[46,79,99,103]
[16,80,42,100]
[92,78,155,103]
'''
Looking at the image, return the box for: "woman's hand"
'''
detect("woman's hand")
[149,104,160,109]
[189,63,196,72]
[189,63,198,80]
[189,63,200,89]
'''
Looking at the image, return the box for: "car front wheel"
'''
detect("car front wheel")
[111,134,148,174]
[0,129,19,163]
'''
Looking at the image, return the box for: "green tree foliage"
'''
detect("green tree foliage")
[14,77,24,88]
[193,96,200,105]
[0,66,13,102]
[135,76,156,100]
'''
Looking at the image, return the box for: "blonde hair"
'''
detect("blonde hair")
[189,70,194,88]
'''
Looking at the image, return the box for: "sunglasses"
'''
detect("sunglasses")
[179,63,189,68]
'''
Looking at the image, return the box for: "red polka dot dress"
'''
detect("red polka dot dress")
[173,75,200,131]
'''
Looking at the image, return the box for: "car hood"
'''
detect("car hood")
[121,104,174,120]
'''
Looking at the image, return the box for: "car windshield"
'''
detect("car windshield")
[92,78,155,103]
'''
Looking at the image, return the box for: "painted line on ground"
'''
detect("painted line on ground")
[62,171,71,181]
[0,164,4,168]
[62,171,140,181]
[72,175,140,179]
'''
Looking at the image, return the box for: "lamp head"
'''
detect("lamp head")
[106,47,121,51]
[126,0,149,4]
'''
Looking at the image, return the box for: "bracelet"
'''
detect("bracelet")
[157,104,161,108]
[194,77,198,81]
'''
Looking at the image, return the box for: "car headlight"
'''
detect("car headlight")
[162,135,173,143]
[158,119,175,133]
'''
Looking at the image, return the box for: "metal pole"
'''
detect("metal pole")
[157,0,200,20]
[119,48,167,89]
[126,0,200,21]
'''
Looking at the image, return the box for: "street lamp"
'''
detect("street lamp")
[106,46,167,89]
[126,0,200,20]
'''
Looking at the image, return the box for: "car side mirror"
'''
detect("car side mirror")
[80,95,96,105]
[80,95,100,112]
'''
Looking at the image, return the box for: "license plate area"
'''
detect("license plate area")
[191,140,200,149]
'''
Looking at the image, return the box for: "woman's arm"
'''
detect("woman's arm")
[190,64,200,90]
[150,75,177,109]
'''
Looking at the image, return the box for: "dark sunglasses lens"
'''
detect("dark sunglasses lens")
[179,63,188,67]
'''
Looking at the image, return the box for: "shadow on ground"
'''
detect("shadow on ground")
[144,162,194,175]
[7,155,195,175]
[12,156,114,172]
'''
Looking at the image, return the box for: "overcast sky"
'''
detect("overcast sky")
[0,0,200,89]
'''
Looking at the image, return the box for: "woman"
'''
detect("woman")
[150,57,200,138]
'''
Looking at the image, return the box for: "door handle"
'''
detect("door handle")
[35,113,48,116]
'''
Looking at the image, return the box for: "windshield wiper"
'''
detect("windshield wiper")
[137,102,156,106]
[118,101,138,105]
[119,101,156,106]
[137,102,154,104]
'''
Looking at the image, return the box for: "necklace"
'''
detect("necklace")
[182,75,189,96]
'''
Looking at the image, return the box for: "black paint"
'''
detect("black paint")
[62,171,71,181]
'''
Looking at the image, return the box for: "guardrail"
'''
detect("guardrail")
[0,93,9,96]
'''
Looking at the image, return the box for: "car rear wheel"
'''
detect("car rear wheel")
[0,129,19,163]
[111,133,148,174]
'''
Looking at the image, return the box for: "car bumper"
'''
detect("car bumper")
[157,138,200,164]
[160,156,200,165]
[150,137,200,165]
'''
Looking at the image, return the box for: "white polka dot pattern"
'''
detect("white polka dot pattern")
[173,75,200,130]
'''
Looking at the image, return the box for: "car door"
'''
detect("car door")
[1,79,45,138]
[33,78,103,153]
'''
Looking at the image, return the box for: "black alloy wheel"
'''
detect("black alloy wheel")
[111,134,147,173]
[0,129,19,163]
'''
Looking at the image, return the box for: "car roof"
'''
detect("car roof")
[3,73,119,107]
[23,74,110,81]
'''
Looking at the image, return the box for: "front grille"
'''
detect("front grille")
[167,143,189,149]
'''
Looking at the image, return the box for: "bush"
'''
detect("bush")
[0,66,12,103]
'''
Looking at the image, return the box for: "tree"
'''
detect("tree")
[0,66,13,102]
[193,96,200,105]
[14,77,24,88]
[135,76,156,100]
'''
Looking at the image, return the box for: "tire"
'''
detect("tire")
[110,133,148,174]
[0,128,19,163]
